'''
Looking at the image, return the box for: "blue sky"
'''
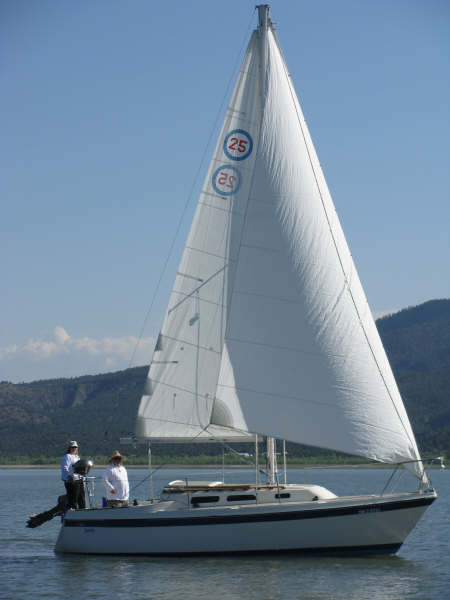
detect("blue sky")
[1,0,449,382]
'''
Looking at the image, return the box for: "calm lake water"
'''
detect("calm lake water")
[1,467,448,600]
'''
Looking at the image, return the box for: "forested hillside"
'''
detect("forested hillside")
[376,299,450,455]
[1,299,449,463]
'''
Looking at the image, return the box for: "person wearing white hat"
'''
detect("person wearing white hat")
[103,451,129,507]
[60,441,85,509]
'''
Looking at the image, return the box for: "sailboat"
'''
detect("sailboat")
[55,5,436,555]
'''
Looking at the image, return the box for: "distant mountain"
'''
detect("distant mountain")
[0,299,449,461]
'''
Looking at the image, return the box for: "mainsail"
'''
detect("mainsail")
[135,27,262,442]
[136,7,423,478]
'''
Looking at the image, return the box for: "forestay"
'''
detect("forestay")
[136,10,424,479]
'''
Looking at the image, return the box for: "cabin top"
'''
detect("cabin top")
[163,480,288,493]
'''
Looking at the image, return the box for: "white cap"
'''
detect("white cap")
[69,440,78,447]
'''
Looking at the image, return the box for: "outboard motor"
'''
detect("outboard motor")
[73,459,93,476]
[27,459,95,528]
[75,459,96,508]
[74,459,95,508]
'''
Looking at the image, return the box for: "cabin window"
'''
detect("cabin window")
[275,493,290,499]
[190,496,220,504]
[227,494,257,502]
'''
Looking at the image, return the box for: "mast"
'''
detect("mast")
[257,4,270,30]
[257,4,270,95]
[266,437,278,485]
[259,5,277,488]
[147,442,154,501]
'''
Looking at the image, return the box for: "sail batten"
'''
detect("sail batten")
[136,18,423,478]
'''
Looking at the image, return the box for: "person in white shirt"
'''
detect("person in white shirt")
[60,441,85,509]
[103,451,130,507]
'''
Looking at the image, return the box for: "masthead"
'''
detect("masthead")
[257,4,270,30]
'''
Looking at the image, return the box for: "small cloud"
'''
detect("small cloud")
[54,326,70,344]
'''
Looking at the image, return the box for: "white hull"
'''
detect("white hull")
[55,490,435,555]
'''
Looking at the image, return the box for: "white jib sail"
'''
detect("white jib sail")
[137,12,424,479]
